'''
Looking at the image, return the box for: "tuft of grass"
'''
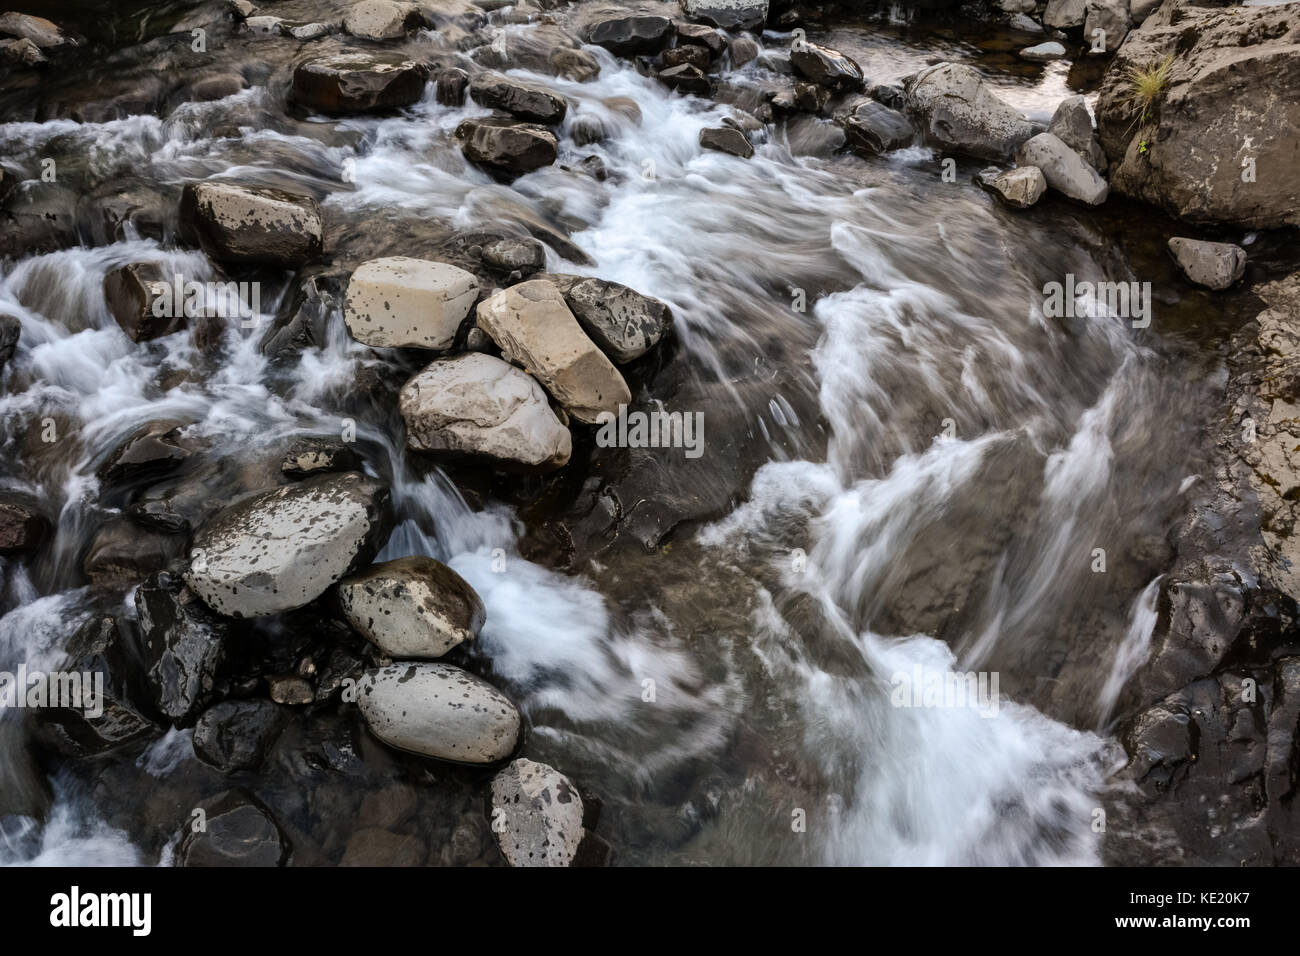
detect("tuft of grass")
[1124,54,1175,122]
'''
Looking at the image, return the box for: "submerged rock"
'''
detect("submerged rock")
[338,555,485,659]
[178,792,287,866]
[193,699,284,772]
[490,758,587,867]
[0,492,49,555]
[97,419,197,486]
[136,570,234,726]
[343,256,479,349]
[180,182,322,269]
[1167,237,1246,291]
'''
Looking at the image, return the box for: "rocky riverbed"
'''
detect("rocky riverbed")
[0,0,1297,866]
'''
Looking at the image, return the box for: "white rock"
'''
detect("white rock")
[1168,237,1247,290]
[338,555,485,659]
[344,257,479,350]
[357,663,520,764]
[1015,132,1109,205]
[344,0,422,40]
[1020,41,1067,62]
[983,165,1048,208]
[490,758,586,867]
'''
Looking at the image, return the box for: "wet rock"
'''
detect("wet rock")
[357,662,521,764]
[268,675,313,705]
[185,472,392,618]
[843,100,913,155]
[292,52,428,115]
[682,0,768,31]
[1167,238,1246,291]
[288,21,335,40]
[193,699,284,772]
[469,72,567,124]
[793,81,830,115]
[1084,0,1129,54]
[490,757,586,867]
[867,81,905,110]
[0,312,19,367]
[663,44,712,71]
[97,419,196,486]
[0,37,42,67]
[658,63,710,96]
[476,280,631,425]
[904,63,1036,162]
[785,114,847,157]
[399,352,572,470]
[0,492,48,555]
[1015,132,1108,205]
[84,517,185,585]
[1019,41,1066,63]
[1047,95,1105,173]
[791,42,864,93]
[136,570,234,726]
[338,555,485,659]
[700,125,753,158]
[585,15,673,55]
[976,165,1047,208]
[1007,12,1043,33]
[103,262,185,342]
[675,22,724,56]
[0,12,76,49]
[180,182,322,269]
[258,272,338,361]
[482,237,546,278]
[455,117,558,175]
[343,0,427,40]
[729,35,759,67]
[178,792,287,866]
[281,437,364,479]
[188,73,249,103]
[243,15,285,35]
[435,67,469,106]
[343,256,479,350]
[540,274,673,364]
[1043,0,1085,28]
[1130,0,1159,24]
[126,499,190,535]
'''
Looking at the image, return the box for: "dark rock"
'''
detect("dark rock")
[435,68,469,107]
[658,63,710,96]
[681,0,768,31]
[342,827,425,865]
[700,125,754,159]
[126,498,190,535]
[868,81,905,110]
[83,517,185,585]
[791,42,864,92]
[0,492,47,555]
[663,44,712,70]
[0,312,18,367]
[178,791,287,866]
[103,263,185,343]
[729,35,759,67]
[793,81,830,115]
[674,22,725,56]
[179,182,322,270]
[455,117,558,175]
[97,419,197,486]
[258,272,340,362]
[586,16,673,56]
[537,273,673,363]
[843,101,913,155]
[482,237,546,278]
[291,52,428,115]
[280,437,364,479]
[193,699,284,773]
[135,570,234,726]
[469,72,567,124]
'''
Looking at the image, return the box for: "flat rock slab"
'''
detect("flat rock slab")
[292,52,428,114]
[180,182,322,268]
[344,256,479,349]
[338,555,486,659]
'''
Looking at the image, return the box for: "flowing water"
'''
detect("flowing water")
[0,1,1246,865]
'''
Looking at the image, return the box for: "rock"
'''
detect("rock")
[469,72,567,125]
[791,42,864,93]
[1167,238,1246,291]
[793,81,831,114]
[185,472,392,618]
[1019,41,1066,63]
[663,44,712,71]
[399,353,572,469]
[843,101,913,154]
[1047,95,1105,173]
[0,37,43,67]
[482,237,546,278]
[586,15,673,55]
[1000,0,1037,11]
[259,272,338,361]
[127,498,190,535]
[0,493,48,555]
[1130,0,1159,24]
[180,182,322,269]
[268,676,313,705]
[342,827,425,865]
[476,280,632,425]
[0,12,75,49]
[338,555,485,659]
[1043,0,1086,28]
[288,21,334,40]
[281,437,364,479]
[729,35,759,67]
[977,165,1047,208]
[1007,13,1043,33]
[675,22,725,56]
[455,117,558,175]
[489,758,586,867]
[193,699,284,772]
[243,15,284,35]
[541,274,673,364]
[681,0,768,31]
[658,63,710,96]
[97,419,196,486]
[1095,4,1300,229]
[136,570,234,726]
[179,793,286,866]
[292,52,428,114]
[343,0,426,40]
[0,312,19,367]
[1084,0,1129,54]
[356,662,520,764]
[83,518,185,585]
[867,81,905,111]
[435,68,468,107]
[189,73,249,102]
[903,63,1036,162]
[343,257,479,350]
[103,262,185,342]
[1014,132,1109,204]
[700,125,753,159]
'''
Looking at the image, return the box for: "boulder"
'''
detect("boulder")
[1047,95,1106,173]
[700,126,753,159]
[675,22,725,55]
[791,42,864,92]
[482,237,546,278]
[538,274,673,364]
[843,101,913,154]
[976,165,1047,208]
[343,256,479,349]
[1019,41,1067,63]
[136,570,234,726]
[357,662,521,764]
[903,63,1036,162]
[180,182,322,269]
[0,12,76,49]
[490,758,586,867]
[0,493,46,555]
[729,35,759,67]
[455,117,558,175]
[343,0,426,40]
[681,0,768,31]
[292,52,428,114]
[103,262,185,342]
[793,82,831,115]
[1167,237,1246,291]
[193,699,284,772]
[586,15,673,55]
[185,472,392,618]
[476,280,631,425]
[1130,0,1160,24]
[338,555,485,659]
[1084,0,1130,54]
[469,72,566,124]
[1043,0,1086,29]
[399,353,572,469]
[1095,4,1300,229]
[1014,132,1109,205]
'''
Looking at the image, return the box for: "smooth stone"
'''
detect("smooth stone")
[490,758,586,867]
[1167,237,1247,291]
[700,125,754,158]
[343,256,479,349]
[1015,132,1110,204]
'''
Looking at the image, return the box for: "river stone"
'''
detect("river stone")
[455,117,558,175]
[338,555,485,659]
[1008,13,1043,33]
[700,126,753,159]
[490,758,586,867]
[477,280,632,425]
[1015,132,1109,204]
[97,419,196,485]
[399,353,572,469]
[1084,0,1129,54]
[1048,95,1106,173]
[469,72,567,125]
[791,42,865,92]
[903,63,1036,162]
[658,63,710,96]
[663,44,712,71]
[83,517,185,585]
[676,22,725,55]
[193,699,284,772]
[343,0,426,39]
[681,0,768,31]
[540,274,673,364]
[281,437,363,479]
[1167,238,1246,291]
[482,237,546,278]
[292,52,428,114]
[343,256,479,349]
[136,570,234,726]
[586,15,673,55]
[978,165,1047,208]
[844,101,913,154]
[179,793,286,866]
[729,35,759,67]
[436,68,468,106]
[103,262,185,342]
[1044,0,1086,28]
[185,472,392,618]
[357,662,521,764]
[0,12,75,49]
[180,182,322,269]
[1130,0,1159,24]
[1020,41,1066,63]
